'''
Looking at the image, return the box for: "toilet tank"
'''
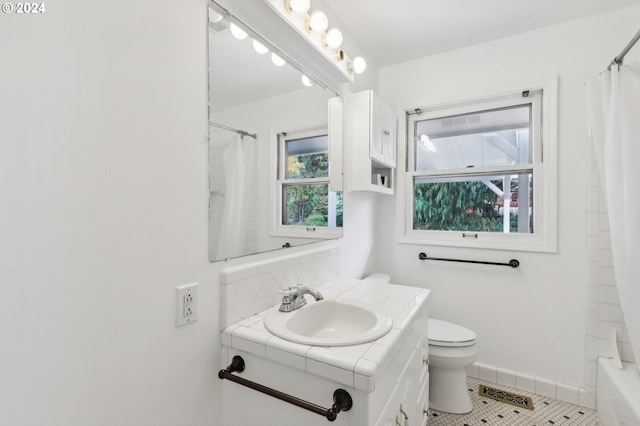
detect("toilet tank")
[363,273,391,283]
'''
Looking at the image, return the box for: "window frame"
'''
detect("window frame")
[273,127,342,239]
[399,78,558,252]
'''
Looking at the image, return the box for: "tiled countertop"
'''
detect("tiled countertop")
[221,279,430,392]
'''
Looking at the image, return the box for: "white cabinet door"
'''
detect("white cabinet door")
[370,92,396,168]
[381,102,397,168]
[370,95,386,164]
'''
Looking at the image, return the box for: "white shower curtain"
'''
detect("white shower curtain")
[586,62,640,367]
[216,134,256,260]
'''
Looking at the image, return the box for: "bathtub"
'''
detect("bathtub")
[597,357,640,425]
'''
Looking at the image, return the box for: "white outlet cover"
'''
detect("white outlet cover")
[176,283,198,327]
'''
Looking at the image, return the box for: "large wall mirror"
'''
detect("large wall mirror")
[208,3,343,262]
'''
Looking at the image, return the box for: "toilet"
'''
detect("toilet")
[428,318,478,414]
[361,274,478,414]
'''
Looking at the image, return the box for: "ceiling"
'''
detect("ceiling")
[318,0,640,67]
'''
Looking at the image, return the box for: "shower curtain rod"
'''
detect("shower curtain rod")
[209,122,257,139]
[607,28,640,70]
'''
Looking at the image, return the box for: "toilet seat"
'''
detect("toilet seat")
[429,318,476,347]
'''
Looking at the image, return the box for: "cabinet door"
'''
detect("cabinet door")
[382,103,397,168]
[416,370,429,424]
[370,95,385,164]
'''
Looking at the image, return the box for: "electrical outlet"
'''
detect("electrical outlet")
[176,283,198,327]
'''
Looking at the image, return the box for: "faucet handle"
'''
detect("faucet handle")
[278,288,294,296]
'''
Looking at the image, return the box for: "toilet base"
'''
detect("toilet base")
[429,366,473,414]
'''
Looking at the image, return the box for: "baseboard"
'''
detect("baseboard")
[466,362,596,409]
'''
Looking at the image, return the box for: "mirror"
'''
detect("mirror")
[208,4,343,262]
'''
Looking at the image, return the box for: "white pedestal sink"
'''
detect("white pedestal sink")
[263,298,392,347]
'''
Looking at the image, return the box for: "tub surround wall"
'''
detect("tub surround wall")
[586,146,636,366]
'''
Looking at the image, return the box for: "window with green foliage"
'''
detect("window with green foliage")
[276,129,342,235]
[403,83,558,252]
[414,172,532,233]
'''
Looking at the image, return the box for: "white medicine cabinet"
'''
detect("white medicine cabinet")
[347,89,397,194]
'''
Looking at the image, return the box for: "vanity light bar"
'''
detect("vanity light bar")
[209,1,335,91]
[265,0,367,81]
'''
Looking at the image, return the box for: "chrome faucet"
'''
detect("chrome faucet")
[278,284,324,312]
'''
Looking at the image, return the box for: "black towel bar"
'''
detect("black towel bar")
[218,356,352,422]
[418,252,520,268]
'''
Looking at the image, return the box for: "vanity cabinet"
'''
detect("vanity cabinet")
[375,337,429,426]
[347,89,397,194]
[221,340,429,426]
[219,279,430,425]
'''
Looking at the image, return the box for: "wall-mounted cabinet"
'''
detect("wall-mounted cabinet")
[347,90,397,194]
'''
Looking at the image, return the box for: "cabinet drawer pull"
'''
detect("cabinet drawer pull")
[383,129,390,135]
[422,358,429,365]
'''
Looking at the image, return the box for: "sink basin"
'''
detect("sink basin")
[263,298,392,347]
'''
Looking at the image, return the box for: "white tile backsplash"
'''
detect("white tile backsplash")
[585,309,598,336]
[219,243,340,329]
[584,360,597,387]
[598,266,616,286]
[598,302,623,323]
[598,285,620,304]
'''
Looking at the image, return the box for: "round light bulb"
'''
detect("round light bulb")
[208,9,223,23]
[271,53,286,67]
[229,23,248,40]
[252,39,269,55]
[307,10,328,33]
[301,75,314,87]
[351,56,366,74]
[287,0,310,14]
[324,28,343,49]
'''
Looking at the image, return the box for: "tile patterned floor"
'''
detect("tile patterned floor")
[427,378,602,426]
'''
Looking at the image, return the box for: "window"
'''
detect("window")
[275,128,342,237]
[403,81,557,252]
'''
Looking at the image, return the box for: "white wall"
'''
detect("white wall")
[0,1,221,424]
[0,2,375,424]
[375,5,640,389]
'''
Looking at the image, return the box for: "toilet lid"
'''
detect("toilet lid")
[428,319,476,347]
